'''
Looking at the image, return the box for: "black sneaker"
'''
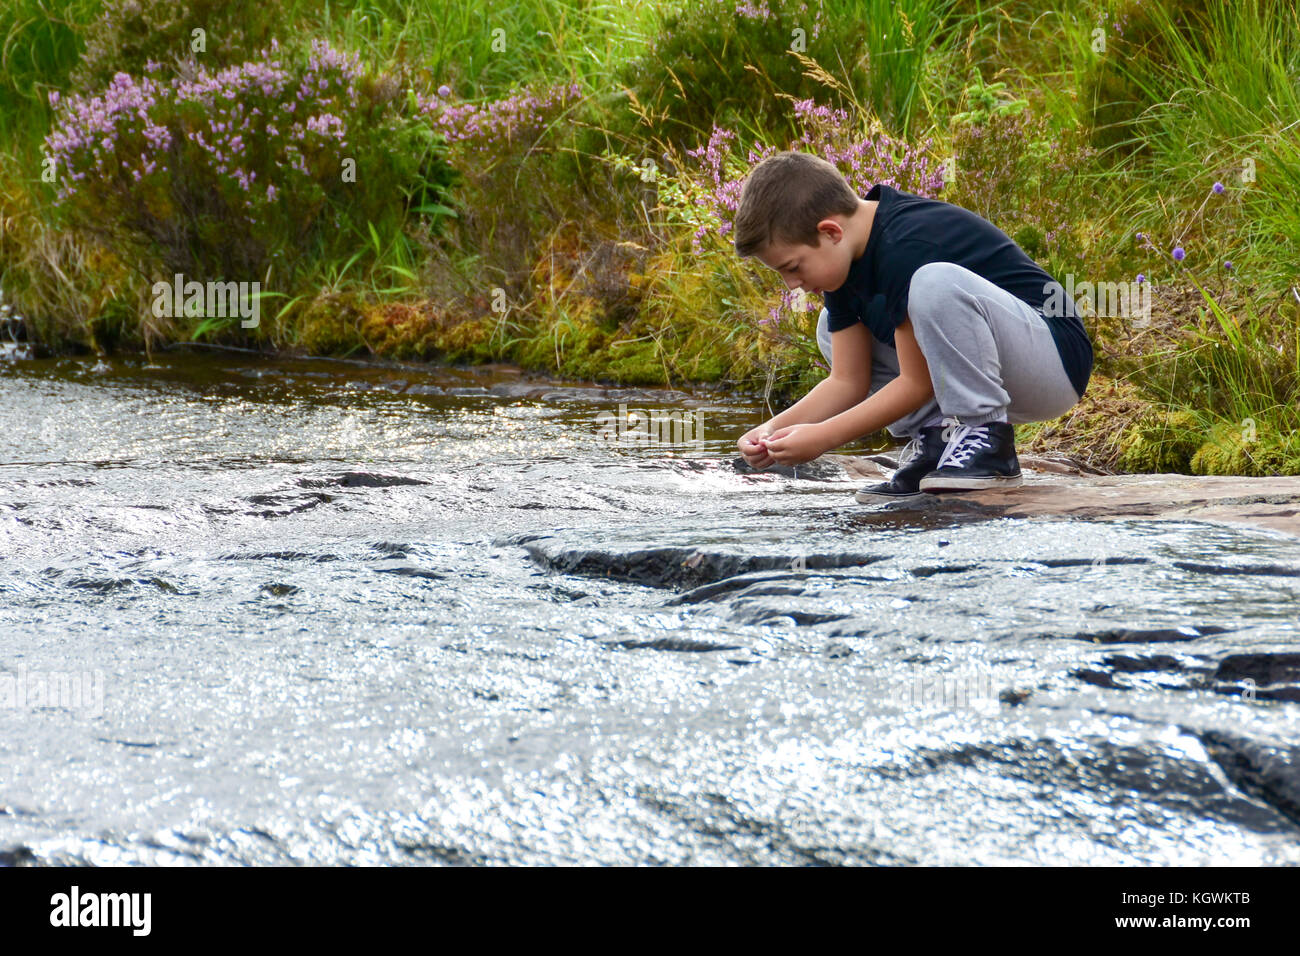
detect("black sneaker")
[854,425,948,503]
[918,420,1022,491]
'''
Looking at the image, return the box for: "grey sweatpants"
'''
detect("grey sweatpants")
[816,261,1081,439]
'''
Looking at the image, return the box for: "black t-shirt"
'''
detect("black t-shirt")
[823,183,1093,398]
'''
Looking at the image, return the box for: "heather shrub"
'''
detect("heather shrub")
[655,99,944,261]
[945,89,1097,276]
[604,94,945,378]
[43,38,458,332]
[415,81,588,298]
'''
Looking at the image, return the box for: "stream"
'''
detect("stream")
[2,350,1298,865]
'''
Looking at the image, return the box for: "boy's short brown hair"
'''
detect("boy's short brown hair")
[732,151,860,258]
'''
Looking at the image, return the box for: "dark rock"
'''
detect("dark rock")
[523,540,887,591]
[1198,730,1300,828]
[1214,653,1300,684]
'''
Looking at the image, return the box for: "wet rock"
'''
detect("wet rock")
[537,388,605,402]
[1213,653,1300,701]
[1215,653,1300,684]
[297,472,430,489]
[731,457,845,481]
[491,383,696,404]
[835,454,1300,539]
[668,567,885,605]
[1062,624,1234,644]
[1198,731,1300,828]
[603,635,743,653]
[369,559,445,580]
[242,491,336,518]
[1103,653,1187,674]
[1173,561,1300,577]
[260,583,300,597]
[524,540,887,590]
[1073,668,1124,689]
[489,382,553,399]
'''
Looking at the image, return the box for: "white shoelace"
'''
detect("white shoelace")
[896,434,923,468]
[936,421,993,470]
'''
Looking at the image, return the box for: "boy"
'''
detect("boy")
[732,151,1092,501]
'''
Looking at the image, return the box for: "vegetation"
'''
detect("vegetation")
[1,0,1297,474]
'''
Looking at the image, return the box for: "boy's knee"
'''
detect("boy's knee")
[907,261,967,325]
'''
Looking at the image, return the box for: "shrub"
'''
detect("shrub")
[43,38,458,336]
[414,80,588,302]
[644,96,944,372]
[945,100,1097,273]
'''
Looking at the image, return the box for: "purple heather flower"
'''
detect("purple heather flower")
[1212,181,1224,194]
[1172,246,1185,261]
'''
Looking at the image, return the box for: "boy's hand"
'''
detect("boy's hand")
[738,424,776,468]
[761,423,831,465]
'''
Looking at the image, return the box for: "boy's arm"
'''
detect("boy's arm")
[816,316,933,447]
[763,322,874,431]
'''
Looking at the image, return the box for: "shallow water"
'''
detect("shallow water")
[2,350,1298,865]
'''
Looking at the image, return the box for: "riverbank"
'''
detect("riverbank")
[2,0,1297,476]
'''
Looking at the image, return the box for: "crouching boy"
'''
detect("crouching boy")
[732,151,1093,500]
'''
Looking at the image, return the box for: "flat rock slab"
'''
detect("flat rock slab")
[833,455,1300,539]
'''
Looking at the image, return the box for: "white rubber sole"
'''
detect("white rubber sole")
[918,473,1023,492]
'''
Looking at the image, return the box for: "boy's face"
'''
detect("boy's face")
[755,220,851,296]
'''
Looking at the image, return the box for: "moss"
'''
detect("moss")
[602,338,669,386]
[1190,420,1292,476]
[292,292,368,356]
[354,299,500,364]
[1118,408,1203,473]
[434,314,496,363]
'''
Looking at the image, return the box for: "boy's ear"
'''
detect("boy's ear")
[817,218,845,243]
